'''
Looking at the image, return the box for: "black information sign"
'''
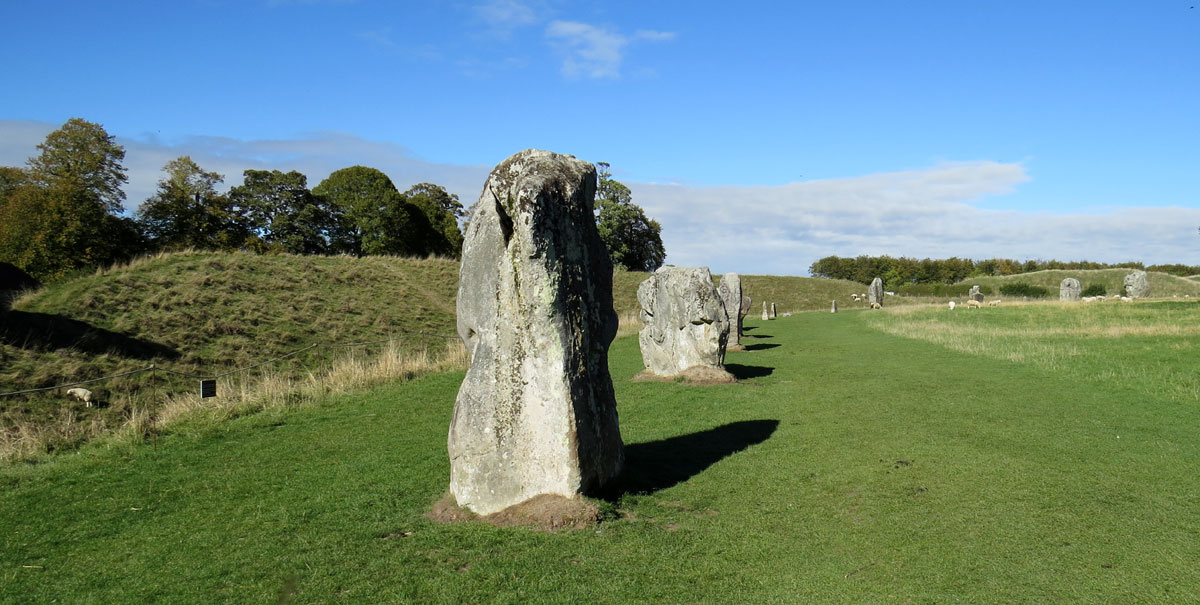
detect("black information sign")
[200,379,217,398]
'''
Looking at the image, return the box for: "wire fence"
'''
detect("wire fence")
[0,330,460,399]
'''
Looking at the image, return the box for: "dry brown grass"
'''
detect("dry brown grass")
[1,340,468,463]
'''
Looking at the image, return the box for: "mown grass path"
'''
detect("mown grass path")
[2,309,1198,602]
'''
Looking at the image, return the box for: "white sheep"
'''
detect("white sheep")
[948,301,956,310]
[1121,296,1132,303]
[66,387,94,407]
[988,300,1001,307]
[967,300,983,309]
[870,302,882,309]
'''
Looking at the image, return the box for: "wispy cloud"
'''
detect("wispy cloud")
[355,27,397,48]
[473,0,539,37]
[545,20,676,79]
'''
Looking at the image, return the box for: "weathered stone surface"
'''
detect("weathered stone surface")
[761,300,769,320]
[449,149,623,516]
[868,277,884,307]
[638,266,730,377]
[1060,277,1082,302]
[1124,270,1149,298]
[717,273,743,348]
[770,302,777,318]
[740,295,752,322]
[969,285,984,303]
[831,300,838,313]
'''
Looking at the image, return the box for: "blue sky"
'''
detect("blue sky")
[2,1,1198,275]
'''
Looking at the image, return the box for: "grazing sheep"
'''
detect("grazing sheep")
[1120,296,1132,303]
[870,302,882,309]
[66,387,94,407]
[967,300,983,309]
[948,301,956,310]
[988,300,1001,307]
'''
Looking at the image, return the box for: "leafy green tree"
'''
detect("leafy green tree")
[314,166,423,257]
[26,118,128,213]
[0,166,28,201]
[0,183,144,281]
[403,182,464,257]
[0,120,145,281]
[136,156,248,250]
[229,170,334,254]
[594,162,665,272]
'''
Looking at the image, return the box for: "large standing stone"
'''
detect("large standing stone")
[1060,277,1082,302]
[1124,270,1149,299]
[761,301,769,321]
[831,300,838,313]
[969,285,984,303]
[638,266,731,378]
[868,277,884,307]
[718,273,743,350]
[448,149,623,516]
[770,302,777,319]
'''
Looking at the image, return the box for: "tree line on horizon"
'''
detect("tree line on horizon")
[0,118,666,283]
[810,254,1200,288]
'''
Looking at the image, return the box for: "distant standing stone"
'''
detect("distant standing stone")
[638,266,731,378]
[770,302,777,319]
[448,149,623,516]
[718,273,743,349]
[761,300,769,321]
[739,295,752,334]
[1060,277,1082,302]
[868,277,884,307]
[831,300,838,313]
[969,285,984,303]
[1123,270,1150,299]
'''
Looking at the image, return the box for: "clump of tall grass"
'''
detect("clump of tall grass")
[1,340,468,463]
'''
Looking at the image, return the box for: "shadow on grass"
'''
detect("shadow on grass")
[725,363,773,379]
[0,311,180,360]
[604,419,779,498]
[743,343,780,351]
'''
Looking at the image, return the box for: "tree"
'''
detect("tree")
[0,120,144,281]
[26,118,128,213]
[594,162,665,271]
[402,182,464,257]
[0,183,145,281]
[136,156,248,250]
[229,170,333,254]
[314,166,422,257]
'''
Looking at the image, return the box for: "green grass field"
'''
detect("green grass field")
[4,302,1198,602]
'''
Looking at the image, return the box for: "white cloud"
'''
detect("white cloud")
[545,20,676,79]
[630,162,1200,275]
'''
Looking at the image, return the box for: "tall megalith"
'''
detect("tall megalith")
[448,149,623,516]
[868,277,884,307]
[1060,277,1082,302]
[718,272,744,350]
[1124,270,1149,299]
[637,266,732,381]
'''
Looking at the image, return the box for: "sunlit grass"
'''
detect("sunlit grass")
[864,299,1200,403]
[4,311,1200,601]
